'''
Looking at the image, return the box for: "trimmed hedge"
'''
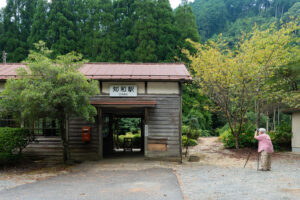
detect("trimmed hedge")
[0,127,34,164]
[118,132,141,148]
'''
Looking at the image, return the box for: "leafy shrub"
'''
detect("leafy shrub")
[199,129,211,137]
[219,121,292,150]
[182,125,202,139]
[269,122,292,150]
[0,127,34,164]
[219,128,257,148]
[118,132,141,148]
[182,135,198,147]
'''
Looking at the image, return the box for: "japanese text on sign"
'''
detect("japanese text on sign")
[110,85,137,97]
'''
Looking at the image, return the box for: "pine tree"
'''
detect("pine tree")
[28,0,48,49]
[0,0,37,62]
[175,3,200,42]
[112,0,136,62]
[155,0,178,62]
[132,0,158,62]
[46,0,77,56]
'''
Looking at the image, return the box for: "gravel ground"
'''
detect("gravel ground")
[0,167,183,200]
[177,137,300,200]
[0,137,299,200]
[177,158,300,200]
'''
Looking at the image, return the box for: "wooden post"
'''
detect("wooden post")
[179,82,183,162]
[98,107,103,159]
[65,115,69,160]
[144,108,148,157]
[109,114,113,155]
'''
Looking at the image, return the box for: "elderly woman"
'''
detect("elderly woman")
[254,128,274,171]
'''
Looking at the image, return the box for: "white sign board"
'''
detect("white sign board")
[145,125,148,137]
[110,85,137,97]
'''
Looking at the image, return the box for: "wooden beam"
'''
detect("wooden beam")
[179,82,183,162]
[144,107,149,157]
[98,107,103,159]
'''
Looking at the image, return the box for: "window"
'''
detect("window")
[32,118,60,136]
[0,116,18,128]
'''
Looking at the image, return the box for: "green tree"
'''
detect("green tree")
[174,3,200,42]
[132,0,158,62]
[0,41,99,162]
[28,0,48,49]
[155,0,178,62]
[283,2,300,22]
[46,0,77,56]
[191,0,229,41]
[184,20,299,148]
[0,0,37,62]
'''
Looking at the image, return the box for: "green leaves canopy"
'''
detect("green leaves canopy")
[0,41,99,124]
[184,19,299,148]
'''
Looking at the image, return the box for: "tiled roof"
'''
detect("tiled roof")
[0,63,192,81]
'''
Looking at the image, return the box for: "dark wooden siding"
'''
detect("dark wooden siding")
[146,96,181,158]
[23,94,182,161]
[23,136,63,160]
[67,118,98,161]
[90,94,182,160]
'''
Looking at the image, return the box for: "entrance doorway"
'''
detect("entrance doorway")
[101,107,145,157]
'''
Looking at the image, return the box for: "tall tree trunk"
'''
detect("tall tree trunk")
[256,100,261,129]
[235,133,239,149]
[278,106,280,127]
[266,111,269,132]
[60,117,69,163]
[273,108,276,131]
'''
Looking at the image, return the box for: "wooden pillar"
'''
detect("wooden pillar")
[179,82,183,162]
[98,107,103,159]
[109,114,114,155]
[141,117,144,153]
[144,108,149,157]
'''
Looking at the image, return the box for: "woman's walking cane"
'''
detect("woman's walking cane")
[244,150,251,168]
[244,151,260,170]
[257,152,260,171]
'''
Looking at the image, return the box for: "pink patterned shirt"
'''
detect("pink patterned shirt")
[255,134,274,153]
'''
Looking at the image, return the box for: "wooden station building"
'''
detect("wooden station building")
[0,63,192,161]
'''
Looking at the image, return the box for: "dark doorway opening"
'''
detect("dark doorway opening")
[101,108,145,158]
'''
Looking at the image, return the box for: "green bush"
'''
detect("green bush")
[219,128,257,148]
[0,127,34,164]
[219,122,292,150]
[182,125,202,139]
[118,132,141,148]
[182,135,198,147]
[269,122,292,150]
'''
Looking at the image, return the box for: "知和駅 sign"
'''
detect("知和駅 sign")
[109,85,137,97]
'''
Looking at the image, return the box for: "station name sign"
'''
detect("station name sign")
[109,85,137,97]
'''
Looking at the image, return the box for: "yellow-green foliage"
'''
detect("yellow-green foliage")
[182,135,198,147]
[118,132,141,148]
[184,19,299,148]
[219,129,256,148]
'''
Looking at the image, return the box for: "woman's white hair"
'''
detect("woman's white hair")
[259,128,266,133]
